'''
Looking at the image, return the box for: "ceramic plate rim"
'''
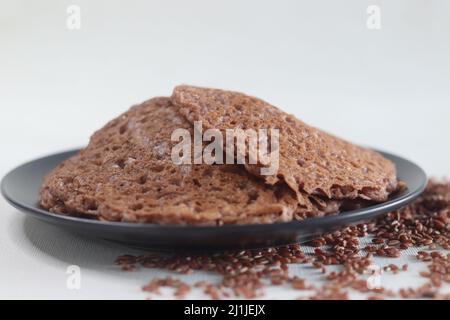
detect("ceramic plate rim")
[1,148,428,233]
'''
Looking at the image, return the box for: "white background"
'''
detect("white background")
[0,0,449,299]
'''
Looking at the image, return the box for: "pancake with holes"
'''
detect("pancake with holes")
[40,98,300,225]
[171,85,399,219]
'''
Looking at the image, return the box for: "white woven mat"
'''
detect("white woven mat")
[1,197,448,300]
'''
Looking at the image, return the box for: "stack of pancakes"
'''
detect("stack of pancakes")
[40,86,398,225]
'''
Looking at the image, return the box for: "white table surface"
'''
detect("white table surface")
[0,0,449,299]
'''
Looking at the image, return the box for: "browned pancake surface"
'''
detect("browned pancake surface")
[172,85,398,211]
[40,98,299,225]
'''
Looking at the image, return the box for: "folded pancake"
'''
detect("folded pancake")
[172,85,398,218]
[40,98,299,225]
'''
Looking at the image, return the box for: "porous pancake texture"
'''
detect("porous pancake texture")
[41,86,399,224]
[40,98,299,225]
[172,85,398,215]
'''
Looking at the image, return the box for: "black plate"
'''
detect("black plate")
[1,149,427,250]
